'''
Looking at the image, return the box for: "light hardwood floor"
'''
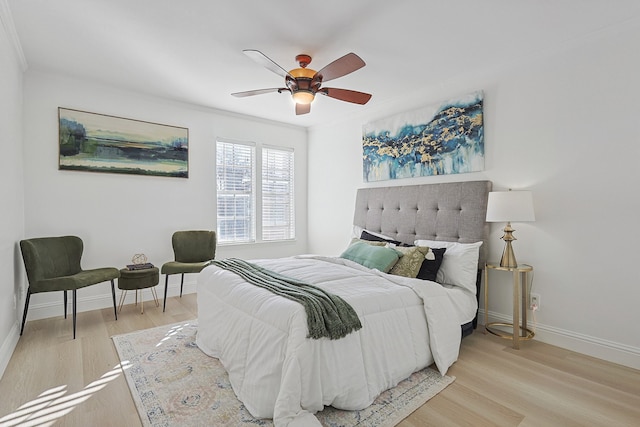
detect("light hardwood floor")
[1,294,638,427]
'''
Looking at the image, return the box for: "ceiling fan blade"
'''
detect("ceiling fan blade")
[231,88,288,98]
[315,53,365,83]
[243,49,294,79]
[296,103,311,115]
[319,88,372,105]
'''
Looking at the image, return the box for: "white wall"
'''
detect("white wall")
[308,21,640,369]
[0,12,25,377]
[20,70,308,320]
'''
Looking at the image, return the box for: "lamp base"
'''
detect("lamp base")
[499,241,518,268]
[499,222,518,268]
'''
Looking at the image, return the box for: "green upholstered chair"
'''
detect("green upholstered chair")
[161,230,216,312]
[19,236,120,339]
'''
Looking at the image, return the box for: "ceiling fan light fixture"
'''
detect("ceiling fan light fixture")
[234,50,371,114]
[292,90,315,105]
[289,67,316,79]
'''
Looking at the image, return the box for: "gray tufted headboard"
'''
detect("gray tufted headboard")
[353,180,492,266]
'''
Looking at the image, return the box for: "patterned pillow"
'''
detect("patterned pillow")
[389,246,431,278]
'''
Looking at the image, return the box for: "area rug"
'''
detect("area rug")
[112,321,454,427]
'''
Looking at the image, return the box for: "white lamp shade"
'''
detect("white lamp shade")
[486,191,535,222]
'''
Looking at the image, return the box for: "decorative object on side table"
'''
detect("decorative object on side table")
[127,253,154,270]
[486,189,535,268]
[484,262,534,349]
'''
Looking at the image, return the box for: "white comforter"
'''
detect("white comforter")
[196,255,463,427]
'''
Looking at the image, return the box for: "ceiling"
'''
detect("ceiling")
[6,0,640,127]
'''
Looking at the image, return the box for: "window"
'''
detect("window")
[216,139,295,244]
[262,147,295,241]
[216,140,255,243]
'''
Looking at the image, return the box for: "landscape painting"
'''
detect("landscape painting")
[59,108,188,178]
[362,91,484,182]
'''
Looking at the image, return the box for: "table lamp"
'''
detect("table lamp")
[486,190,535,268]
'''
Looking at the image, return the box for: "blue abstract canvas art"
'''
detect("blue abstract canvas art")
[363,91,484,182]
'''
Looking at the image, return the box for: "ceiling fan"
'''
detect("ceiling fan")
[232,50,372,115]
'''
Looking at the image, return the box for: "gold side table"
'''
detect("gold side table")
[484,262,534,349]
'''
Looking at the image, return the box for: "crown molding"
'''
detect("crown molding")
[0,0,28,71]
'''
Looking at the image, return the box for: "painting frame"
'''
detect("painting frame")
[362,91,484,182]
[58,108,189,178]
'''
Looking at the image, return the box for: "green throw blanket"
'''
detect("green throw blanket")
[210,258,362,340]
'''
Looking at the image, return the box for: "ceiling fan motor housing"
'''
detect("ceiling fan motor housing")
[288,62,319,104]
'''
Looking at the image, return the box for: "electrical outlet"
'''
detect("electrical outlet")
[530,293,540,311]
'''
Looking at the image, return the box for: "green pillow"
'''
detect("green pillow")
[340,241,401,273]
[389,246,431,278]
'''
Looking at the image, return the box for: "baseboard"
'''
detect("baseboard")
[480,309,640,371]
[26,280,198,321]
[0,322,19,381]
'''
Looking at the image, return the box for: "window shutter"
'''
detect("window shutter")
[216,140,256,243]
[262,147,295,240]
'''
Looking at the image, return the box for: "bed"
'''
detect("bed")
[196,180,491,426]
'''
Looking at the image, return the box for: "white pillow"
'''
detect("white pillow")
[413,240,483,293]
